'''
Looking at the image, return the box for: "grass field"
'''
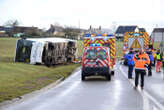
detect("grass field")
[0,38,80,102]
[77,40,83,58]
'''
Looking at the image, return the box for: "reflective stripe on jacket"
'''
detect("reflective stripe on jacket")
[133,53,150,69]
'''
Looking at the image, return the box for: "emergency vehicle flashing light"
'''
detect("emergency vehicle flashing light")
[90,43,101,47]
[84,34,114,37]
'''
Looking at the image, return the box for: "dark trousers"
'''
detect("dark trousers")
[153,59,156,66]
[148,62,152,76]
[128,65,134,78]
[135,69,146,87]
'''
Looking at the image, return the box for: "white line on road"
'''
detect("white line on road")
[119,65,164,110]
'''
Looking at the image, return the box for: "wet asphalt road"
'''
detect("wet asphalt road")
[1,63,164,110]
[121,64,164,110]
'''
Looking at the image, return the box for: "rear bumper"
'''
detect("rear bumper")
[82,67,110,76]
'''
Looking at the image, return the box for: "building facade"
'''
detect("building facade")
[151,28,164,42]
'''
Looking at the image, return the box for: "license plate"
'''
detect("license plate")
[87,62,96,65]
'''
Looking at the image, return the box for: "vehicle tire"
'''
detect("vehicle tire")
[106,73,111,81]
[81,72,85,81]
[111,71,115,76]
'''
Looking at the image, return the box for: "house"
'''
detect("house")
[47,24,64,36]
[115,25,139,40]
[0,26,12,32]
[0,26,12,37]
[151,28,164,42]
[139,28,146,32]
[13,26,39,35]
[85,26,113,34]
[86,26,102,34]
[0,26,40,37]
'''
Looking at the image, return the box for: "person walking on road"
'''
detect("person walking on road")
[156,49,162,72]
[147,49,154,76]
[133,49,150,90]
[127,48,134,79]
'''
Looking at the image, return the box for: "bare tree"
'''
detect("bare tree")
[4,19,20,27]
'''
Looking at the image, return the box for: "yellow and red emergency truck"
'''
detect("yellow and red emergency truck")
[123,32,149,52]
[82,34,116,81]
[123,32,152,65]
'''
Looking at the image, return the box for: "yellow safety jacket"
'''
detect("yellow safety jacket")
[156,53,161,61]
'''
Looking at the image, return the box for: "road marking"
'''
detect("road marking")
[119,65,164,110]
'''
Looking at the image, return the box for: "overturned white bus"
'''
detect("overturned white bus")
[14,38,77,66]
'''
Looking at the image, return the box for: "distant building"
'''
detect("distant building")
[0,26,13,37]
[47,24,64,36]
[0,26,40,37]
[13,26,39,35]
[0,26,13,32]
[115,25,139,40]
[86,26,102,34]
[151,28,164,42]
[139,28,146,32]
[86,26,113,34]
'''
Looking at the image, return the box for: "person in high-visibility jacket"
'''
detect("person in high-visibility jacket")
[156,49,162,72]
[133,49,150,89]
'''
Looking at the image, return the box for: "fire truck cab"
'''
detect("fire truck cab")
[82,45,111,81]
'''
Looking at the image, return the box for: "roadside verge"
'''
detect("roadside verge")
[0,66,81,109]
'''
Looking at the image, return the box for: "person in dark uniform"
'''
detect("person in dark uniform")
[127,48,134,79]
[147,49,153,76]
[152,49,157,66]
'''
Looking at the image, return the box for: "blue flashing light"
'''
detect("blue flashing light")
[133,33,140,36]
[90,44,95,47]
[90,43,101,47]
[96,43,101,46]
[84,34,91,37]
[107,34,113,37]
[84,33,114,37]
[97,34,102,36]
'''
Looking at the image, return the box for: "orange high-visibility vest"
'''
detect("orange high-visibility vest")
[133,53,150,69]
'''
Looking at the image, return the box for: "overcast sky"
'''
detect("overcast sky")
[0,0,164,33]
